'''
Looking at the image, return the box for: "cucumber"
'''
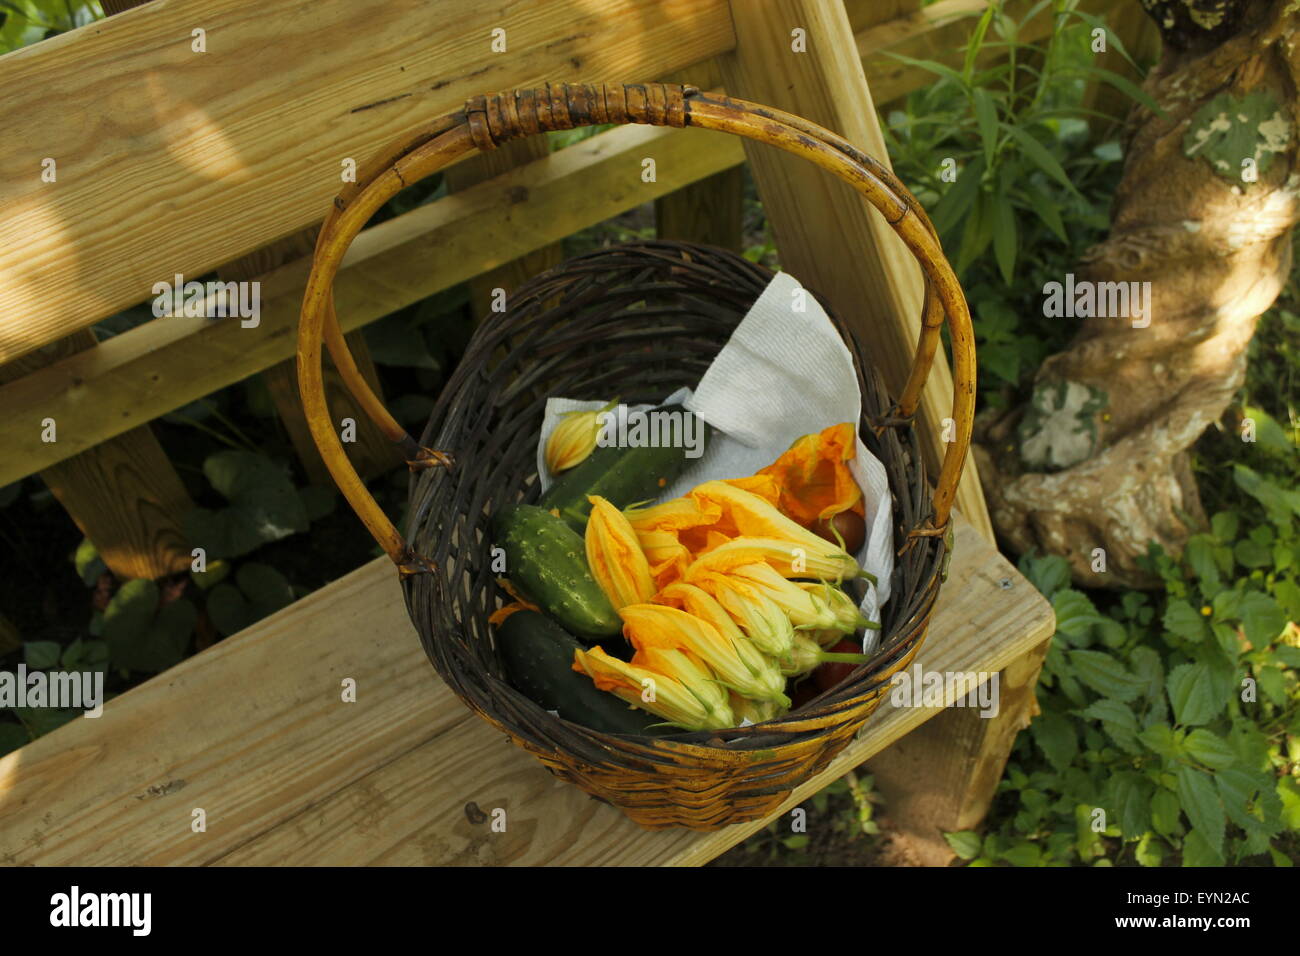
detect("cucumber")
[495,611,663,735]
[538,402,711,532]
[493,504,621,639]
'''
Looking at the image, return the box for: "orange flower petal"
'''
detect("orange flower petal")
[755,422,864,527]
[586,495,657,609]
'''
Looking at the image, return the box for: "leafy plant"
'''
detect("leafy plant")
[953,481,1298,866]
[0,0,100,53]
[881,0,1156,409]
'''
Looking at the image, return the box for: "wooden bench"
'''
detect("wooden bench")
[0,516,1052,865]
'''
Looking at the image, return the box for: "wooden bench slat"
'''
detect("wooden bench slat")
[0,124,746,489]
[0,0,735,364]
[0,516,1053,866]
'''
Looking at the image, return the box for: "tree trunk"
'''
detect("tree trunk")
[975,0,1298,588]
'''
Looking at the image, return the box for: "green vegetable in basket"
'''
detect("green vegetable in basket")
[494,610,663,735]
[492,504,621,640]
[538,403,711,532]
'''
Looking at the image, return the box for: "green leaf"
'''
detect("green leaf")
[207,583,253,638]
[1274,643,1300,669]
[107,598,195,673]
[1031,712,1078,772]
[363,315,440,370]
[23,640,61,670]
[956,188,994,275]
[962,3,996,81]
[61,638,109,674]
[1176,766,1225,856]
[1181,827,1225,866]
[1166,663,1219,726]
[1151,787,1184,838]
[1234,538,1272,568]
[1021,179,1068,243]
[1210,511,1239,543]
[185,452,309,559]
[944,830,982,860]
[991,169,1018,284]
[1183,728,1236,770]
[1216,769,1276,841]
[882,51,969,91]
[1053,590,1102,644]
[1277,777,1300,832]
[14,706,79,738]
[1077,698,1137,730]
[299,485,338,523]
[74,537,106,586]
[1068,649,1144,702]
[1242,404,1294,455]
[1111,772,1153,840]
[1234,464,1300,523]
[1256,665,1288,707]
[1163,599,1207,642]
[1003,123,1081,196]
[1130,645,1165,707]
[930,154,986,238]
[1185,536,1221,596]
[1068,64,1166,117]
[972,87,999,169]
[102,579,160,646]
[1019,552,1072,598]
[190,559,231,591]
[1135,832,1164,867]
[236,563,294,616]
[1240,591,1285,646]
[1000,842,1042,867]
[1138,721,1179,758]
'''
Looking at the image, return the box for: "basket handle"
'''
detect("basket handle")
[297,83,975,573]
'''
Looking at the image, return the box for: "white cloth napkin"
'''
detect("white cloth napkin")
[535,271,893,649]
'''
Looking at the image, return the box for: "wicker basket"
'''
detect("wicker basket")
[296,83,975,831]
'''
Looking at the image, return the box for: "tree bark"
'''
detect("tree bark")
[975,0,1298,587]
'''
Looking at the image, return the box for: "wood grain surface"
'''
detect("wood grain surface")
[0,515,1053,865]
[0,0,735,363]
[0,123,746,488]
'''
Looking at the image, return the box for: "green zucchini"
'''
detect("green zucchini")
[495,610,662,735]
[538,402,711,532]
[493,504,621,639]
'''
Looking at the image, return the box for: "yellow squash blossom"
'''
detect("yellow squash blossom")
[780,633,870,677]
[685,536,860,582]
[720,472,783,507]
[635,644,735,729]
[585,495,657,609]
[724,562,844,630]
[689,480,847,548]
[756,422,864,528]
[635,528,692,590]
[544,399,616,474]
[795,581,873,633]
[572,645,729,731]
[624,496,720,534]
[689,569,796,660]
[730,693,786,726]
[622,602,789,706]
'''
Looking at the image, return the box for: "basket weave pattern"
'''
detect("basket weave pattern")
[296,83,975,830]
